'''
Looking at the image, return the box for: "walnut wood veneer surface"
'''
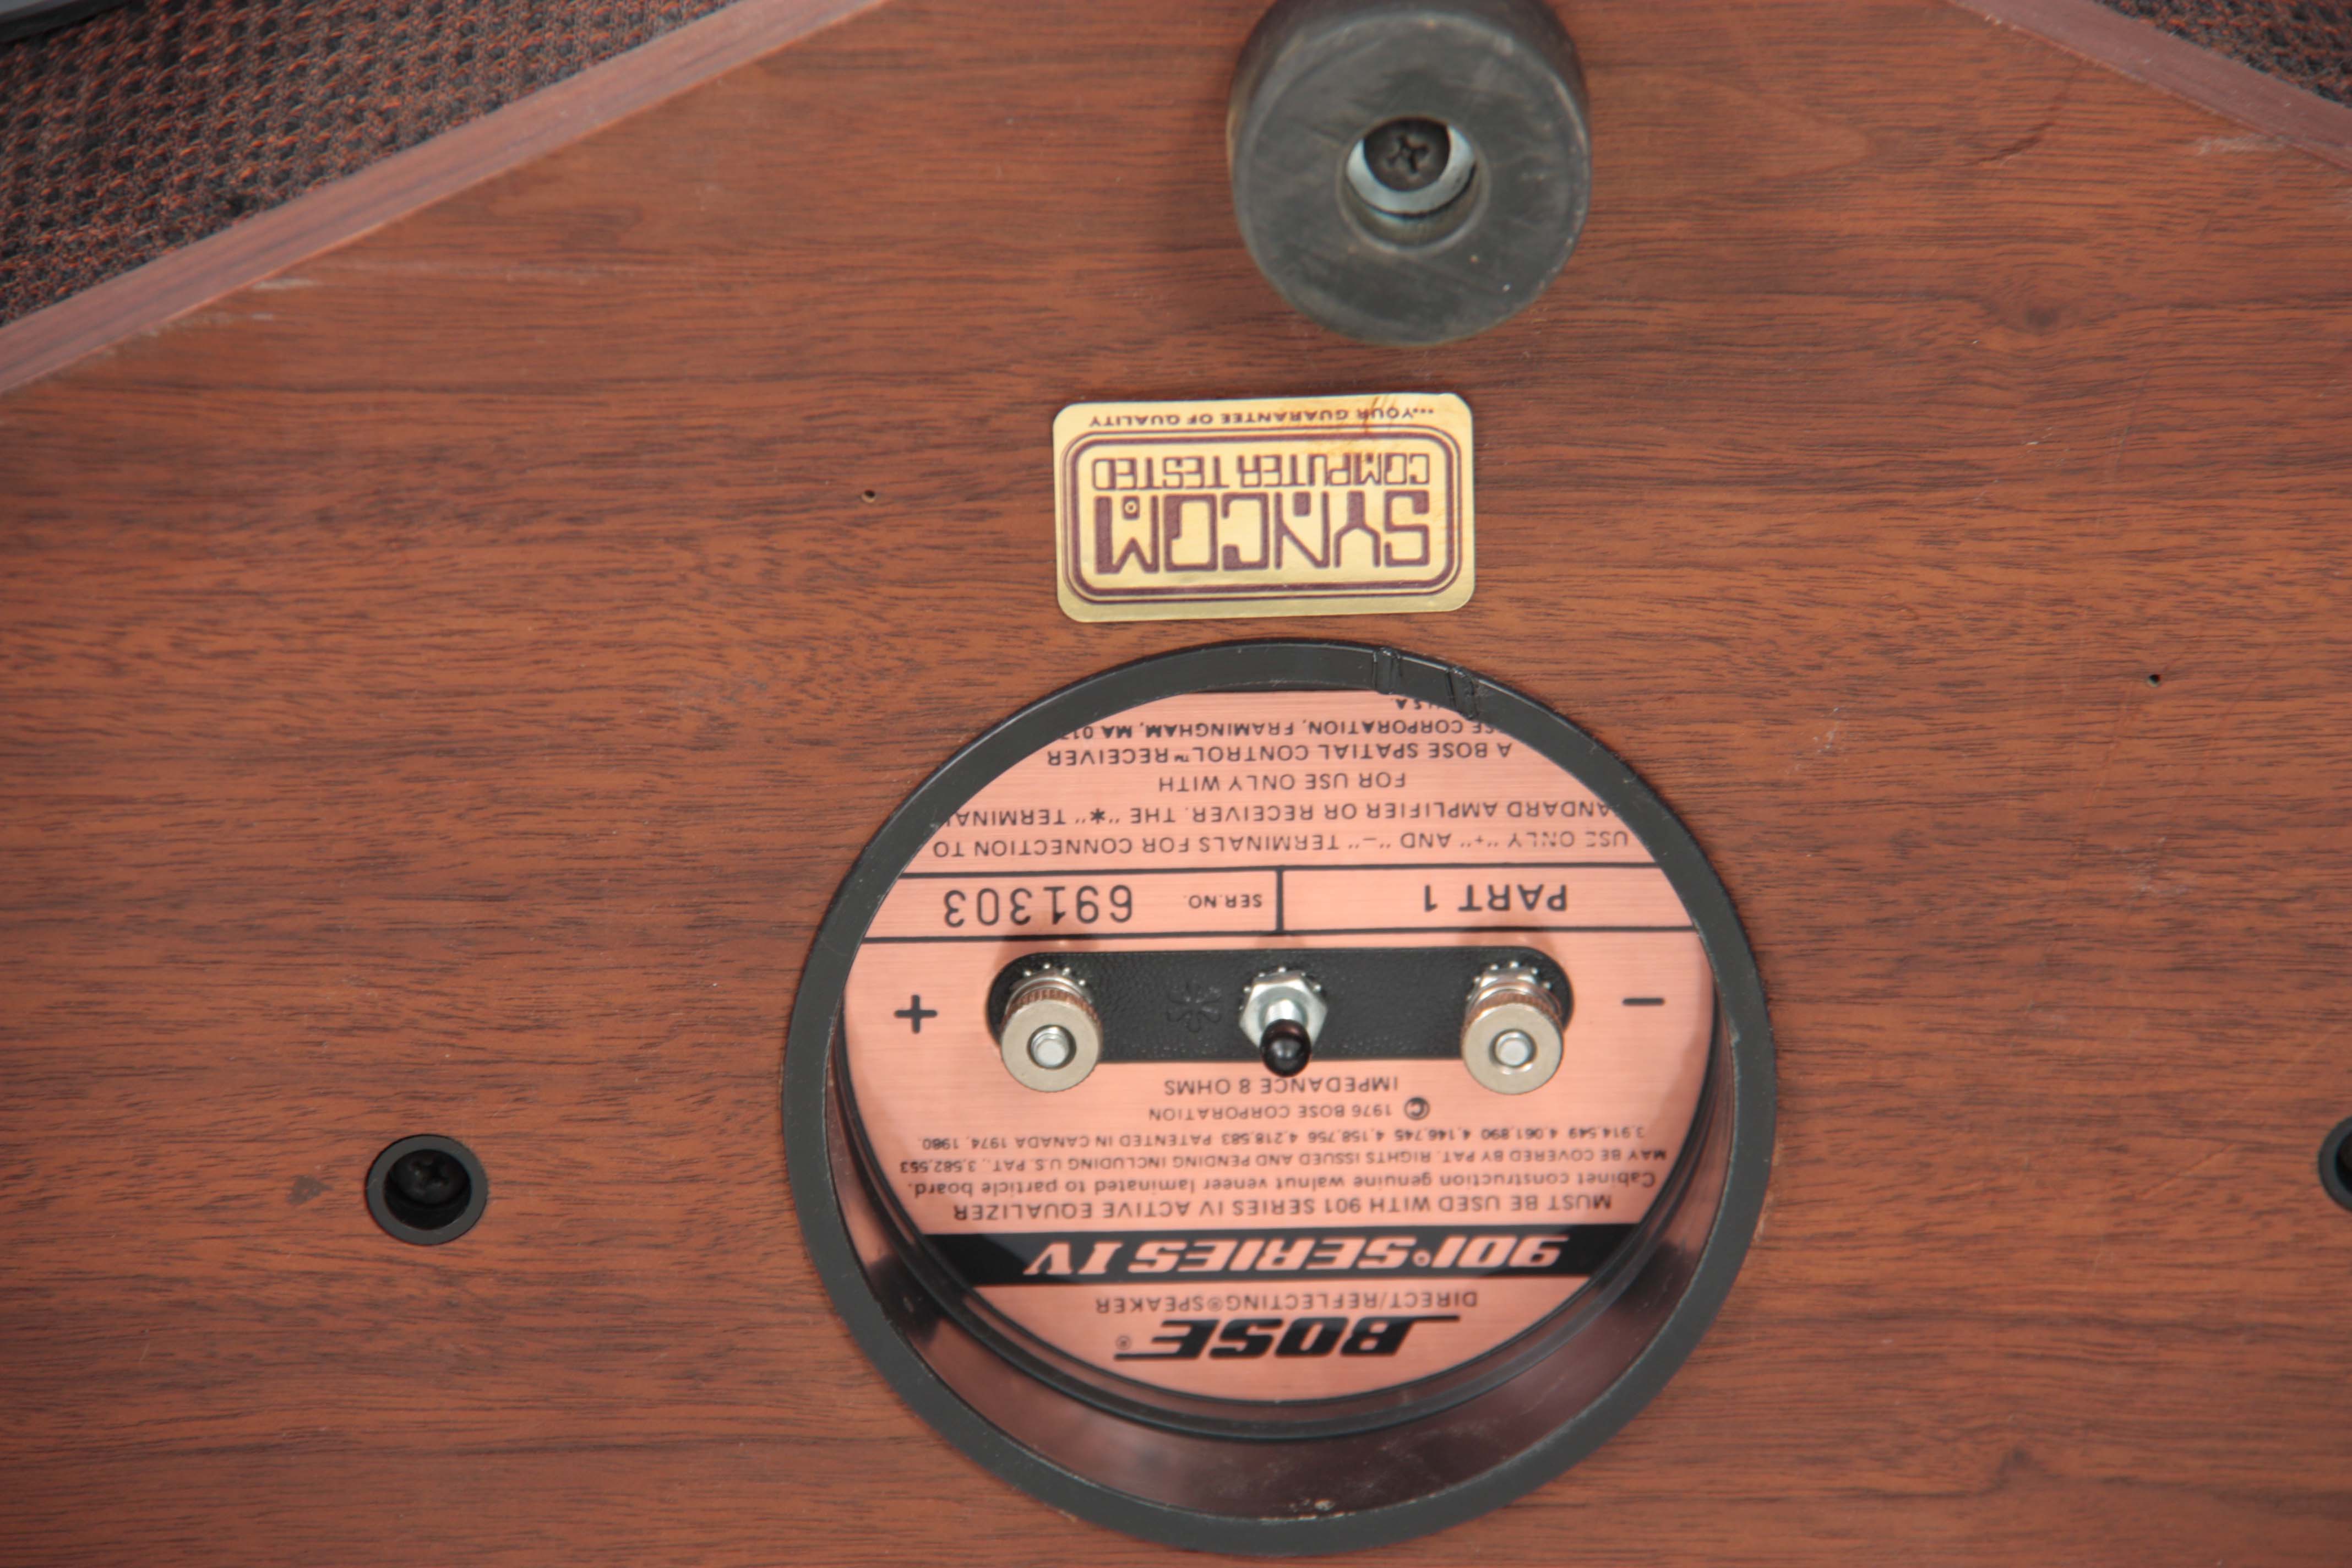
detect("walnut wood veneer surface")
[3,0,2349,1562]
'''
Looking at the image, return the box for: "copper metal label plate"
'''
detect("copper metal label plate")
[1053,394,1475,623]
[839,687,1713,1404]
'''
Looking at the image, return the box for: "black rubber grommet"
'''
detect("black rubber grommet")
[1228,0,1592,345]
[366,1134,489,1245]
[2320,1117,2352,1212]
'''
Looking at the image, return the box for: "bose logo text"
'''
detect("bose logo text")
[1113,1314,1460,1362]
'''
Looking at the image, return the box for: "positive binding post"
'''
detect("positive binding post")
[997,970,1102,1091]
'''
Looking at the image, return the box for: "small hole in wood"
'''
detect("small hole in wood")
[2321,1118,2352,1213]
[366,1135,488,1244]
[861,489,879,503]
[2146,673,2163,687]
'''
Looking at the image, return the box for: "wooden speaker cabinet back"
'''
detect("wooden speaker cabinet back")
[2,0,2349,1561]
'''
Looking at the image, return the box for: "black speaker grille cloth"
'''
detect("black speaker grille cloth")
[2105,1,2352,109]
[1,0,732,326]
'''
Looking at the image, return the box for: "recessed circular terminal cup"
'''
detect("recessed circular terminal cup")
[365,1134,488,1245]
[998,972,1102,1091]
[787,642,1778,1554]
[1461,965,1567,1094]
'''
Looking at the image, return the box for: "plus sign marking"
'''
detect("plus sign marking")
[894,994,939,1034]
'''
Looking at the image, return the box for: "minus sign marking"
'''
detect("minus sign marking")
[1621,997,1665,1007]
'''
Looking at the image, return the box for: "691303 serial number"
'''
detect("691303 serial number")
[941,884,1135,928]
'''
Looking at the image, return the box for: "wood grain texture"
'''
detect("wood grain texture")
[2,0,2350,1562]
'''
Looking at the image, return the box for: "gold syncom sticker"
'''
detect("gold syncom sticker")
[1053,393,1473,623]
